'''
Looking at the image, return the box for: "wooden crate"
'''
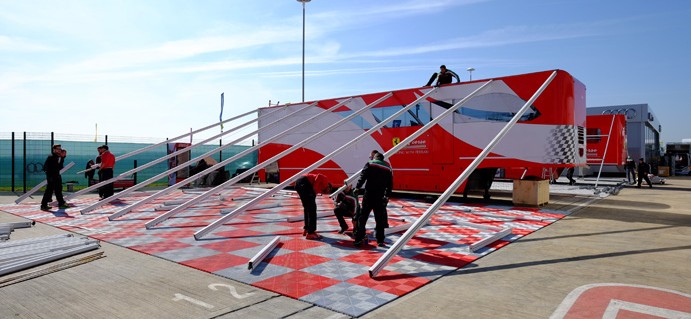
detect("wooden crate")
[658,166,669,177]
[512,179,549,206]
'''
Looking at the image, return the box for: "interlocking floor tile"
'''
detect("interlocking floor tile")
[181,253,247,272]
[301,282,397,317]
[302,259,370,281]
[200,238,260,253]
[267,251,331,270]
[347,269,430,296]
[253,270,340,299]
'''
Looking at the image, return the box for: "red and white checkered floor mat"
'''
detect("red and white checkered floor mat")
[2,187,570,317]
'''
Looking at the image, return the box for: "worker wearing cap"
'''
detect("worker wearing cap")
[97,145,116,198]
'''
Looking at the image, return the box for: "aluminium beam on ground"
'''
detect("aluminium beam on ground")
[0,252,105,287]
[0,241,100,276]
[248,236,280,270]
[193,89,440,240]
[68,108,285,201]
[0,236,93,259]
[145,93,391,229]
[0,236,95,260]
[330,80,495,198]
[14,162,75,204]
[0,221,35,230]
[469,227,513,252]
[594,114,616,188]
[0,234,73,249]
[84,103,316,216]
[75,109,258,175]
[369,70,558,278]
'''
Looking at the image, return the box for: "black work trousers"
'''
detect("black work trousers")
[295,177,317,234]
[100,168,114,198]
[354,192,388,243]
[41,174,65,206]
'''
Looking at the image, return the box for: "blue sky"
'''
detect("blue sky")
[1,0,690,144]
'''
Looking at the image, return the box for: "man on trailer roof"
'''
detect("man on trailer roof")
[425,64,461,87]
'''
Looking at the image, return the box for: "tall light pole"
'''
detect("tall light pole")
[467,67,475,81]
[297,0,311,102]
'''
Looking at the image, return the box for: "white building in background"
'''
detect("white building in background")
[586,103,663,174]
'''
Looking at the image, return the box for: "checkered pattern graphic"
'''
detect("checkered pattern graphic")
[1,187,570,317]
[544,125,577,164]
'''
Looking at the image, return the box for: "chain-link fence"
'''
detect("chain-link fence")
[0,132,257,192]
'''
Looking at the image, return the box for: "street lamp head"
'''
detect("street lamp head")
[297,0,311,3]
[467,67,475,72]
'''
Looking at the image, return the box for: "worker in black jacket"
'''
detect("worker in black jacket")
[333,183,360,234]
[637,158,653,188]
[353,152,393,247]
[425,65,461,87]
[40,144,69,211]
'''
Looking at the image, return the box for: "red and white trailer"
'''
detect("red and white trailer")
[585,114,627,170]
[257,69,586,194]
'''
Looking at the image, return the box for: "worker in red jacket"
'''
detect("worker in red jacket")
[294,173,332,240]
[95,145,116,198]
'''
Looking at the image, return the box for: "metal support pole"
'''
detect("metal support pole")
[11,132,15,193]
[248,236,280,270]
[144,95,381,228]
[331,80,495,197]
[76,109,257,175]
[469,227,513,252]
[101,102,319,217]
[68,109,281,200]
[300,1,307,102]
[594,115,616,188]
[15,162,75,204]
[0,241,100,276]
[0,221,35,230]
[22,132,26,193]
[368,71,557,277]
[193,89,439,240]
[84,104,312,215]
[133,160,138,185]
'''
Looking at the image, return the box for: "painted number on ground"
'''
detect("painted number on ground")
[172,293,214,309]
[209,283,255,299]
